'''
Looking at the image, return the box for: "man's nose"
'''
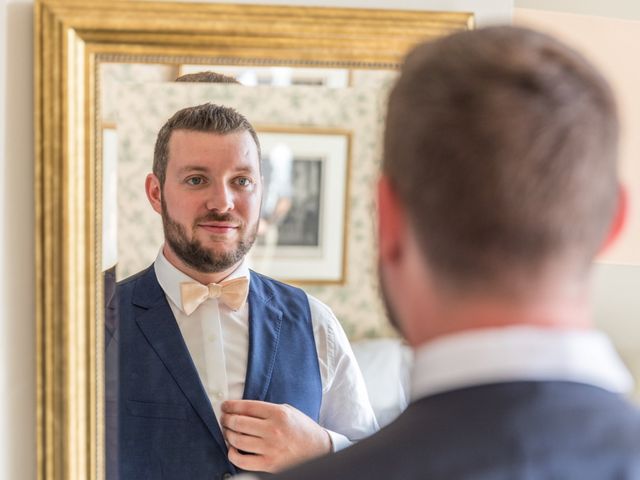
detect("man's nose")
[205,183,234,212]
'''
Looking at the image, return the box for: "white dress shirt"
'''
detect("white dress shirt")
[154,249,378,451]
[411,325,634,402]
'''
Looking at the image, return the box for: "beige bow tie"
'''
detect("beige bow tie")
[180,277,249,315]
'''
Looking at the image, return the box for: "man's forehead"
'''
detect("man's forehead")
[166,129,260,170]
[168,129,258,155]
[168,128,252,144]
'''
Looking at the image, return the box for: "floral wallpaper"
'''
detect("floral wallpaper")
[100,63,177,123]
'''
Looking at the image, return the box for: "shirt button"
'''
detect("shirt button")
[208,334,216,342]
[215,391,224,399]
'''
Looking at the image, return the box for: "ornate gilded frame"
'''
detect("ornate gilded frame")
[34,1,473,478]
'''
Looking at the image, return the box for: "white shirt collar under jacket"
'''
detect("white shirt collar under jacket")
[411,326,634,402]
[154,247,251,315]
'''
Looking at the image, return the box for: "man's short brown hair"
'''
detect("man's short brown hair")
[384,26,619,293]
[174,71,240,84]
[153,102,261,187]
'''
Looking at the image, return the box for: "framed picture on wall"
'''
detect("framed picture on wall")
[249,127,351,284]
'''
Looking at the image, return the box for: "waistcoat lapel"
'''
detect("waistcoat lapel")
[243,271,284,400]
[132,267,228,457]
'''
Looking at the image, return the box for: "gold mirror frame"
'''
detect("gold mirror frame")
[34,1,473,478]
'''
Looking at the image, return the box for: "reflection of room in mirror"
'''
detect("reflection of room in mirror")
[100,63,178,124]
[259,149,323,248]
[277,158,323,247]
[179,64,350,87]
[102,126,119,272]
[100,62,397,124]
[250,129,347,284]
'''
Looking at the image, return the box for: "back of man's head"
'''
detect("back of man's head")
[385,26,619,295]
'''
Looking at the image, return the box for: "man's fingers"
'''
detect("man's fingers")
[222,399,279,419]
[224,403,329,473]
[220,413,267,437]
[227,446,272,472]
[224,428,266,455]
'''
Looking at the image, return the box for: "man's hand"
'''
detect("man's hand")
[220,400,332,473]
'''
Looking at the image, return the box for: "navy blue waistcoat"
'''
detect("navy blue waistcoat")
[113,266,322,480]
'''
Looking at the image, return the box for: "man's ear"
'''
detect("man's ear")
[598,185,628,255]
[145,173,163,215]
[377,175,406,264]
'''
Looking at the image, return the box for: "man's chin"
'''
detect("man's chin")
[185,250,243,274]
[196,229,239,242]
[195,232,240,249]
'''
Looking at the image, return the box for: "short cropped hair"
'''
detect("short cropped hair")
[153,103,261,187]
[174,71,240,84]
[384,26,619,292]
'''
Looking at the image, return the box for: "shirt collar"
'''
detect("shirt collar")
[411,325,633,401]
[154,246,251,314]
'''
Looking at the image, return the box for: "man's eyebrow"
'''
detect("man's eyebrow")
[176,164,258,175]
[233,165,258,174]
[177,165,209,175]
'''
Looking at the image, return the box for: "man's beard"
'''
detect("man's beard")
[161,198,258,273]
[378,262,405,337]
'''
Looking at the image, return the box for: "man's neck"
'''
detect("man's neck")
[162,244,242,285]
[407,284,593,348]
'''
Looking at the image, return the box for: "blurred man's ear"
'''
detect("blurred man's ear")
[377,175,406,265]
[598,185,628,255]
[145,173,163,215]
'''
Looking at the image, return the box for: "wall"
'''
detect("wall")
[0,0,7,474]
[0,2,512,479]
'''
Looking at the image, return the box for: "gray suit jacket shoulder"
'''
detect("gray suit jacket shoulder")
[270,381,640,480]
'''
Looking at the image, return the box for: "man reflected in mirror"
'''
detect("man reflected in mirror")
[112,98,378,479]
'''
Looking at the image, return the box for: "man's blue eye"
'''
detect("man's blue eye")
[187,177,204,186]
[236,177,252,187]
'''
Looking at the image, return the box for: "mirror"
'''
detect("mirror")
[35,1,472,478]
